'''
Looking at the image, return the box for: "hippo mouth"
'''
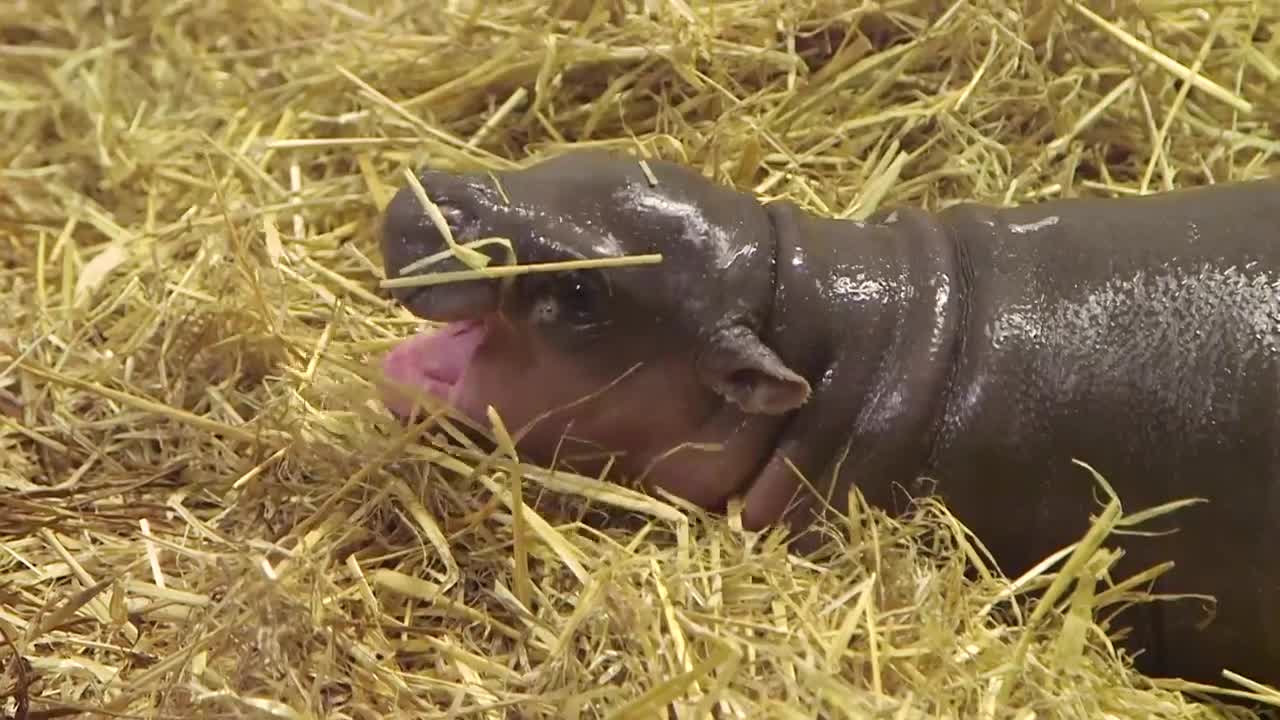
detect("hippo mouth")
[380,317,488,422]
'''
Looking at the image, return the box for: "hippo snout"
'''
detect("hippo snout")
[380,174,502,322]
[382,181,453,281]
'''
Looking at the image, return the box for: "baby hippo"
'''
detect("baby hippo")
[378,149,1280,688]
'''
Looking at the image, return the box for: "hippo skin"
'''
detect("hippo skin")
[377,149,1280,687]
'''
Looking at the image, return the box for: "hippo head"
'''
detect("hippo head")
[378,149,811,511]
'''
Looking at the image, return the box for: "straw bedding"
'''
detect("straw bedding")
[2,0,1278,717]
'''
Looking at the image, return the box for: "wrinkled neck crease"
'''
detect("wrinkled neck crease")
[759,200,783,345]
[917,206,976,476]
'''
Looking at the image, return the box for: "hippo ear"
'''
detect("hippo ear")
[697,325,811,415]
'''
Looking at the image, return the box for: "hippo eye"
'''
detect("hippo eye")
[530,270,604,328]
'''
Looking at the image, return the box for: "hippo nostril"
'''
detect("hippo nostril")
[415,200,473,245]
[437,203,465,230]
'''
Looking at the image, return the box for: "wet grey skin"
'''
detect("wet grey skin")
[379,149,1280,687]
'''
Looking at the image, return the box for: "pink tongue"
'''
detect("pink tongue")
[381,320,487,418]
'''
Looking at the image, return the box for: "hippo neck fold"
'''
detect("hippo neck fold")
[739,200,969,532]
